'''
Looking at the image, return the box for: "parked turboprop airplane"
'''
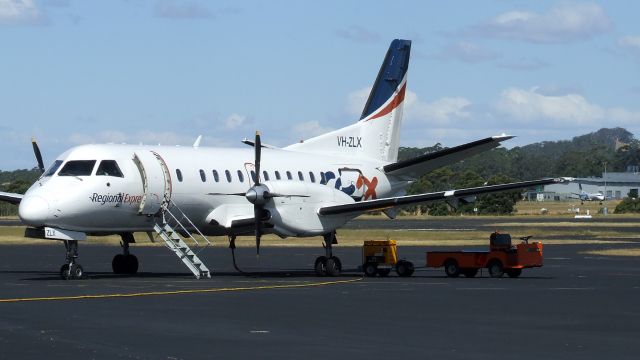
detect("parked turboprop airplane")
[573,183,605,203]
[0,39,563,279]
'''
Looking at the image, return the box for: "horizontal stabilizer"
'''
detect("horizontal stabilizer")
[0,192,23,205]
[384,135,514,179]
[318,178,564,216]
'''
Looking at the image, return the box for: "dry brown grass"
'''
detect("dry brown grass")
[581,248,640,257]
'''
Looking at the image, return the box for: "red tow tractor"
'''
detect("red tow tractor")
[426,232,543,278]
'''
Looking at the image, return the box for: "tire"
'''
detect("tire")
[377,268,391,277]
[396,260,414,277]
[314,256,327,276]
[463,269,478,278]
[488,260,504,278]
[70,264,83,279]
[325,257,340,277]
[506,268,522,278]
[112,254,125,274]
[60,264,70,279]
[125,255,139,274]
[363,262,377,277]
[444,260,460,278]
[330,256,342,272]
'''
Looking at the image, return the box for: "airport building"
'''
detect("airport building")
[539,166,640,201]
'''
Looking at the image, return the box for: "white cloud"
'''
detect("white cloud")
[223,113,246,129]
[154,0,212,19]
[292,121,334,140]
[495,87,640,126]
[345,87,371,116]
[473,2,612,43]
[617,35,640,59]
[404,90,473,125]
[0,0,42,25]
[436,41,499,63]
[497,58,549,71]
[336,25,380,43]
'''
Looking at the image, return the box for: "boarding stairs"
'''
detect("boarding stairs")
[153,203,212,279]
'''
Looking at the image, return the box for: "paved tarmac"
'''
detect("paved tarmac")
[1,239,639,359]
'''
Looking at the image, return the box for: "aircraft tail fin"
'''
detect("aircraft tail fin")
[285,39,411,163]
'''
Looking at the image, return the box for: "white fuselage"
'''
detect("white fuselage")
[19,144,406,237]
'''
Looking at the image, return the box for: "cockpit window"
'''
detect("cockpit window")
[96,160,124,177]
[58,160,96,176]
[43,160,63,177]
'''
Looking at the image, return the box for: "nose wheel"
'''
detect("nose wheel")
[60,240,83,280]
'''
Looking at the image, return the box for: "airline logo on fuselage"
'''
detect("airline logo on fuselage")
[90,193,143,205]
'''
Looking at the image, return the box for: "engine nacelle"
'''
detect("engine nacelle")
[261,181,356,237]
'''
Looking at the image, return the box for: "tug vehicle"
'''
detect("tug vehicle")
[426,233,543,278]
[362,240,414,277]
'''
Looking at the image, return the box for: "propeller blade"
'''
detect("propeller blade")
[254,205,262,256]
[31,138,45,174]
[254,131,261,185]
[207,192,246,196]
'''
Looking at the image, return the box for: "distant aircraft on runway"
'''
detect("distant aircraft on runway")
[0,39,565,279]
[573,183,605,203]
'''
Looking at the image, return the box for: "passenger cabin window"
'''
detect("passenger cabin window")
[96,160,124,177]
[286,171,292,180]
[58,160,96,177]
[237,170,244,183]
[275,171,281,180]
[263,171,270,181]
[212,170,219,182]
[199,169,206,182]
[298,171,304,181]
[176,169,183,182]
[309,172,316,183]
[225,170,232,183]
[44,160,63,177]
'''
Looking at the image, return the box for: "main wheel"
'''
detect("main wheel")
[112,254,125,274]
[463,269,479,278]
[363,262,377,277]
[396,260,414,277]
[506,268,522,278]
[125,254,139,274]
[325,257,341,277]
[314,256,327,276]
[330,256,342,272]
[444,260,460,278]
[488,260,504,278]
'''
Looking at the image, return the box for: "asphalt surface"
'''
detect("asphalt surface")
[1,238,639,359]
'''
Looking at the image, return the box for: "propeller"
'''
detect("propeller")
[31,138,45,174]
[246,131,266,256]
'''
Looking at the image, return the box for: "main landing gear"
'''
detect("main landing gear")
[112,233,139,275]
[60,240,83,280]
[314,232,342,277]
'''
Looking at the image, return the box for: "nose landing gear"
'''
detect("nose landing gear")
[314,232,342,277]
[60,240,83,280]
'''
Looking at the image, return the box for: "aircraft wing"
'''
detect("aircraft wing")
[383,135,514,179]
[318,178,563,216]
[0,192,23,205]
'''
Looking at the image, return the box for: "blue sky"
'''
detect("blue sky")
[1,0,639,170]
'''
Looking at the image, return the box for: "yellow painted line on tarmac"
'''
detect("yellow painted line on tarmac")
[0,278,362,303]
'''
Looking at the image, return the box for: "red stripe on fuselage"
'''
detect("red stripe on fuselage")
[366,82,407,121]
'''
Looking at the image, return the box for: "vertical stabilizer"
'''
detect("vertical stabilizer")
[285,39,411,163]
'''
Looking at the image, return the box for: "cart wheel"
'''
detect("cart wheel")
[314,256,327,276]
[396,260,414,277]
[377,268,391,277]
[488,260,504,278]
[463,269,478,278]
[506,268,522,278]
[363,263,377,277]
[444,260,460,278]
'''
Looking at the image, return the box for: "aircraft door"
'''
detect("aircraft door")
[133,151,172,215]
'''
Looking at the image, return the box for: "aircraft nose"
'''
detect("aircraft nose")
[19,195,50,227]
